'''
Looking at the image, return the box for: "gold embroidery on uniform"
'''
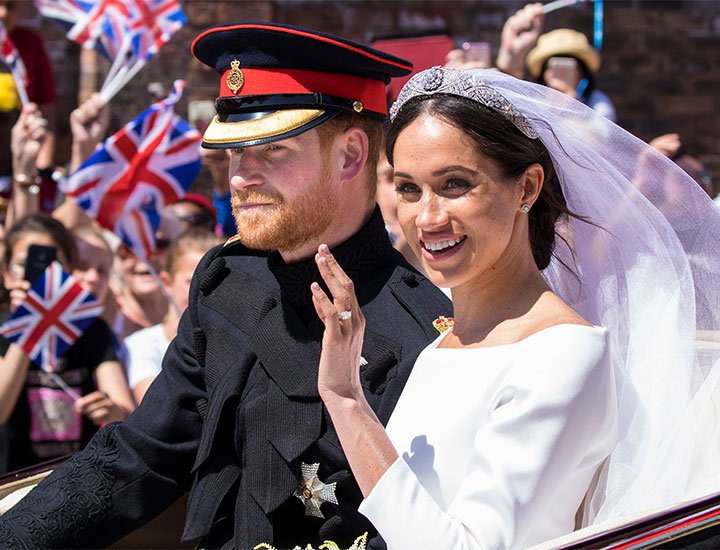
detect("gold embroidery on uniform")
[254,532,368,550]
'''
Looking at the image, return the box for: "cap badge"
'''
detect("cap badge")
[227,59,244,94]
[352,100,364,113]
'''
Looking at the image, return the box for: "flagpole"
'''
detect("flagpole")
[12,71,29,107]
[101,33,133,96]
[144,260,181,317]
[100,59,147,103]
[543,0,585,14]
[47,372,82,401]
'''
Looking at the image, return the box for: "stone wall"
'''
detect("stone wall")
[14,0,720,193]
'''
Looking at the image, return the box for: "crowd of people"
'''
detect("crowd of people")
[0,2,718,550]
[0,93,229,474]
[0,0,233,474]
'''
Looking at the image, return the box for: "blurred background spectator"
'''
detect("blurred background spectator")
[0,0,56,210]
[0,213,134,474]
[125,228,222,404]
[525,28,616,121]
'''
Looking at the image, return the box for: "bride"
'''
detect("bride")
[310,67,720,549]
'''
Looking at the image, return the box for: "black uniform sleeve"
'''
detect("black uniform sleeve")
[0,250,217,549]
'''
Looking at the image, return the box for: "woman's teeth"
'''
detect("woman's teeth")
[423,236,465,252]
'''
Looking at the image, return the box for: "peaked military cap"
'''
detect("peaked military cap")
[191,22,413,149]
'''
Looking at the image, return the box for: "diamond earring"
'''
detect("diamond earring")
[521,203,531,213]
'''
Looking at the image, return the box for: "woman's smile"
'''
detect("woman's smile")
[420,235,467,261]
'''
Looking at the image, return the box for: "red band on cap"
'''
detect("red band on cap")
[219,67,387,115]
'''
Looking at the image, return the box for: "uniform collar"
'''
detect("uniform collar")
[267,205,394,306]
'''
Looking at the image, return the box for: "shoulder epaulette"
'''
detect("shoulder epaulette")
[224,234,241,246]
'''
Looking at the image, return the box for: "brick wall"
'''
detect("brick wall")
[15,0,720,194]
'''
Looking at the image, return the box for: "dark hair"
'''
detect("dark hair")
[386,94,582,270]
[3,213,76,269]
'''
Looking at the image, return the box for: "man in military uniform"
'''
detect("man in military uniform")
[0,23,451,549]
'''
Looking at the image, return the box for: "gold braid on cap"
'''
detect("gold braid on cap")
[390,66,539,140]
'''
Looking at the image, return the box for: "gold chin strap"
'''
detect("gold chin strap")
[202,108,326,145]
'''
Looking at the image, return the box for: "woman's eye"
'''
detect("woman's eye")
[445,178,471,191]
[395,182,420,195]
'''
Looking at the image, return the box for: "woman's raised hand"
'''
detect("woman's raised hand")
[311,244,366,404]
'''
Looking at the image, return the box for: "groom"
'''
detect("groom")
[0,22,451,549]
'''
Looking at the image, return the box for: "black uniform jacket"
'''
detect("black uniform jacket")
[0,207,452,549]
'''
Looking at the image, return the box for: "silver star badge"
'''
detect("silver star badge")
[293,462,338,518]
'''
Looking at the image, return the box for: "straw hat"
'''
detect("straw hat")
[526,29,600,78]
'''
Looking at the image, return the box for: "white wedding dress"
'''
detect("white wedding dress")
[360,324,617,550]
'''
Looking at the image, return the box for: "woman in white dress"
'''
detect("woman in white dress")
[309,67,720,549]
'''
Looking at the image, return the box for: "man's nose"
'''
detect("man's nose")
[229,149,264,190]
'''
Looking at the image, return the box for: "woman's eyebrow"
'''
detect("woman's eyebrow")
[394,166,478,179]
[432,165,477,177]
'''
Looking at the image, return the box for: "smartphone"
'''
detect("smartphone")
[24,244,56,284]
[547,56,579,88]
[462,41,491,68]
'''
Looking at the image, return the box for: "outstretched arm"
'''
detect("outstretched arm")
[6,104,47,230]
[496,3,545,78]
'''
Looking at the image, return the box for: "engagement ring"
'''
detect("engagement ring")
[339,310,352,321]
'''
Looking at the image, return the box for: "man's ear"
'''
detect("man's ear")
[520,163,544,208]
[338,127,369,183]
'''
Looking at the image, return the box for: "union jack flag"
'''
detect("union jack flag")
[0,21,29,105]
[126,0,186,61]
[60,80,201,261]
[35,0,185,61]
[0,262,103,372]
[33,0,95,35]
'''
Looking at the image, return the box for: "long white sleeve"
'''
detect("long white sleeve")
[359,325,617,550]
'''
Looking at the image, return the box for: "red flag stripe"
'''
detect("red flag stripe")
[23,283,84,352]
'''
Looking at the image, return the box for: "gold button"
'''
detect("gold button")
[352,101,363,113]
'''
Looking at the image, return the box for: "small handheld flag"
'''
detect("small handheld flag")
[60,80,201,262]
[0,262,103,372]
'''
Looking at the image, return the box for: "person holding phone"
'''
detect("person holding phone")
[525,28,616,122]
[0,213,135,475]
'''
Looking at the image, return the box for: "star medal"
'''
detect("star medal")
[294,462,338,518]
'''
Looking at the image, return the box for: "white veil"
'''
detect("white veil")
[391,67,720,525]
